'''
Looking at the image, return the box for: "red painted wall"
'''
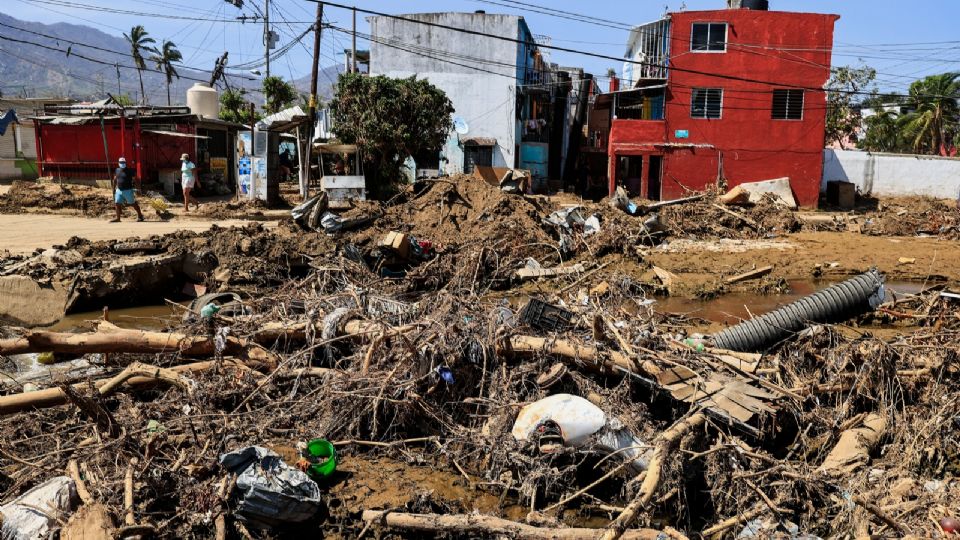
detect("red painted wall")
[37,120,194,181]
[608,9,838,207]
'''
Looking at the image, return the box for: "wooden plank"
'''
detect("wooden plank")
[724,265,774,285]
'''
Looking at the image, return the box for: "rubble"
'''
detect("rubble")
[1,174,959,538]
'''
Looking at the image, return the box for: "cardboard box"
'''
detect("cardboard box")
[827,181,856,210]
[379,231,411,259]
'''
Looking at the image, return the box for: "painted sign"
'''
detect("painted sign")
[674,129,689,139]
[238,156,252,196]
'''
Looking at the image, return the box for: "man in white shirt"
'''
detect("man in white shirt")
[180,153,199,212]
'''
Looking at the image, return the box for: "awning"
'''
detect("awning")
[314,143,358,154]
[462,136,497,146]
[143,129,210,139]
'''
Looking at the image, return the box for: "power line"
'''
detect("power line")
[16,0,253,22]
[315,0,958,101]
[469,0,632,32]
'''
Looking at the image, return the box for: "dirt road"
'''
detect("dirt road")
[0,214,268,255]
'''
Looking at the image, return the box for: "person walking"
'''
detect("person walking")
[180,153,199,212]
[110,157,144,222]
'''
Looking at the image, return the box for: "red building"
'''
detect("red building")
[33,103,241,190]
[607,5,838,207]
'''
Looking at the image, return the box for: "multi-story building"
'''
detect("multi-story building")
[367,11,554,178]
[608,3,838,206]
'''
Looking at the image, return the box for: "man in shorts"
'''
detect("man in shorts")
[181,153,199,212]
[111,157,144,222]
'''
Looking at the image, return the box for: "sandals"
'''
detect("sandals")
[109,218,120,223]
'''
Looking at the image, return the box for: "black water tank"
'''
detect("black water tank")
[740,0,769,9]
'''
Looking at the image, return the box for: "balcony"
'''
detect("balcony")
[623,18,671,86]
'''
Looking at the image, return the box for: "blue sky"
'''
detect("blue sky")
[4,0,959,93]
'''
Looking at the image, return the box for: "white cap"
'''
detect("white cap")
[118,157,126,162]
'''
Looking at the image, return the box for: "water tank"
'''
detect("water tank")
[740,0,769,9]
[187,82,219,118]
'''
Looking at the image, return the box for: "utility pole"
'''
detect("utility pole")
[351,7,357,73]
[306,2,323,198]
[115,63,121,96]
[263,0,271,79]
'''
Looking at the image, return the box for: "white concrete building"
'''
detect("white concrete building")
[368,12,547,176]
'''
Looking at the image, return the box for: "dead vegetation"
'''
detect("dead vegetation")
[1,176,959,539]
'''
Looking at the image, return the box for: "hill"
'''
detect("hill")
[0,13,341,105]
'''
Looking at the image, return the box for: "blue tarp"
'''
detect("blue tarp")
[0,109,19,136]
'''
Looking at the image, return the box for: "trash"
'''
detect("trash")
[200,303,220,319]
[498,169,530,194]
[712,269,885,352]
[515,262,585,281]
[897,256,916,264]
[291,192,328,228]
[519,298,574,332]
[512,394,651,472]
[320,211,344,233]
[379,231,412,260]
[583,214,601,236]
[535,363,567,388]
[732,177,799,210]
[724,265,774,284]
[939,517,959,534]
[219,446,322,527]
[436,365,455,385]
[302,439,337,481]
[719,185,750,206]
[0,476,76,540]
[737,518,822,539]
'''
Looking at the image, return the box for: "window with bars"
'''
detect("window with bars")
[691,23,727,52]
[772,89,804,120]
[691,88,723,119]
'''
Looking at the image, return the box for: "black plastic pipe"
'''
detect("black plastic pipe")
[712,269,885,352]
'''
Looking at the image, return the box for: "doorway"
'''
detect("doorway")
[647,155,662,201]
[618,155,643,197]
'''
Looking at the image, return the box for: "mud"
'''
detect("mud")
[0,181,115,217]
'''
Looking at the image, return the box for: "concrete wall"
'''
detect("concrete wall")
[369,13,520,174]
[823,149,960,200]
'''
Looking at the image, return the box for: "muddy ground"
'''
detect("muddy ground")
[1,176,959,538]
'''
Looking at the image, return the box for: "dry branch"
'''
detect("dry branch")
[360,510,677,539]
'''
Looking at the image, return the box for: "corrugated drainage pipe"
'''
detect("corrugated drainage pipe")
[712,269,885,352]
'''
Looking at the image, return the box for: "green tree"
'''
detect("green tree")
[112,94,135,107]
[124,25,156,105]
[150,40,182,106]
[330,73,454,196]
[861,107,902,152]
[897,72,960,154]
[825,65,877,149]
[262,76,297,114]
[219,88,260,124]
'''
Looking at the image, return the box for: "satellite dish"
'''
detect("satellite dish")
[453,116,469,135]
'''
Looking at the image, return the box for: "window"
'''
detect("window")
[463,145,493,174]
[691,88,723,119]
[772,89,804,120]
[691,22,727,52]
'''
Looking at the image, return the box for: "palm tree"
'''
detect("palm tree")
[124,25,156,105]
[897,72,960,154]
[150,40,183,106]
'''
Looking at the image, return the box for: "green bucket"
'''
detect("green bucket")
[305,439,336,480]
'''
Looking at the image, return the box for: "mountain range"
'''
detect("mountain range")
[0,13,342,105]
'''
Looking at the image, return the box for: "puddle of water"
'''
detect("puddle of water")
[44,303,185,332]
[654,280,927,325]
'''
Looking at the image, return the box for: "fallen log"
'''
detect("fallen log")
[360,510,680,540]
[0,360,222,415]
[0,321,277,366]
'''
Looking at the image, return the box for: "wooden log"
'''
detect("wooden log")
[360,510,678,540]
[0,321,277,366]
[724,265,774,285]
[0,360,221,415]
[599,413,706,540]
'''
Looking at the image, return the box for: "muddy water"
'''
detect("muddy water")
[44,303,185,332]
[654,279,926,325]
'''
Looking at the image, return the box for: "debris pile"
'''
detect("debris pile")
[1,175,959,538]
[0,181,115,217]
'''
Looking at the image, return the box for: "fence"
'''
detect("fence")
[823,149,960,199]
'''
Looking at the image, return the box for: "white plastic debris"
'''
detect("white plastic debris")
[0,476,76,540]
[512,394,651,471]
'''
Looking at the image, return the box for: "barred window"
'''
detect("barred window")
[691,88,723,119]
[772,89,804,120]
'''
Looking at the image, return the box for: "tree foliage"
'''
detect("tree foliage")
[124,25,156,105]
[825,65,876,149]
[330,73,454,196]
[150,40,183,106]
[861,107,902,152]
[262,76,298,115]
[219,89,260,125]
[897,72,960,154]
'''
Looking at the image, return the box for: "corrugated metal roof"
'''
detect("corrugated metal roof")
[258,106,309,132]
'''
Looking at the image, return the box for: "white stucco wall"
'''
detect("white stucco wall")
[823,149,960,200]
[369,13,520,174]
